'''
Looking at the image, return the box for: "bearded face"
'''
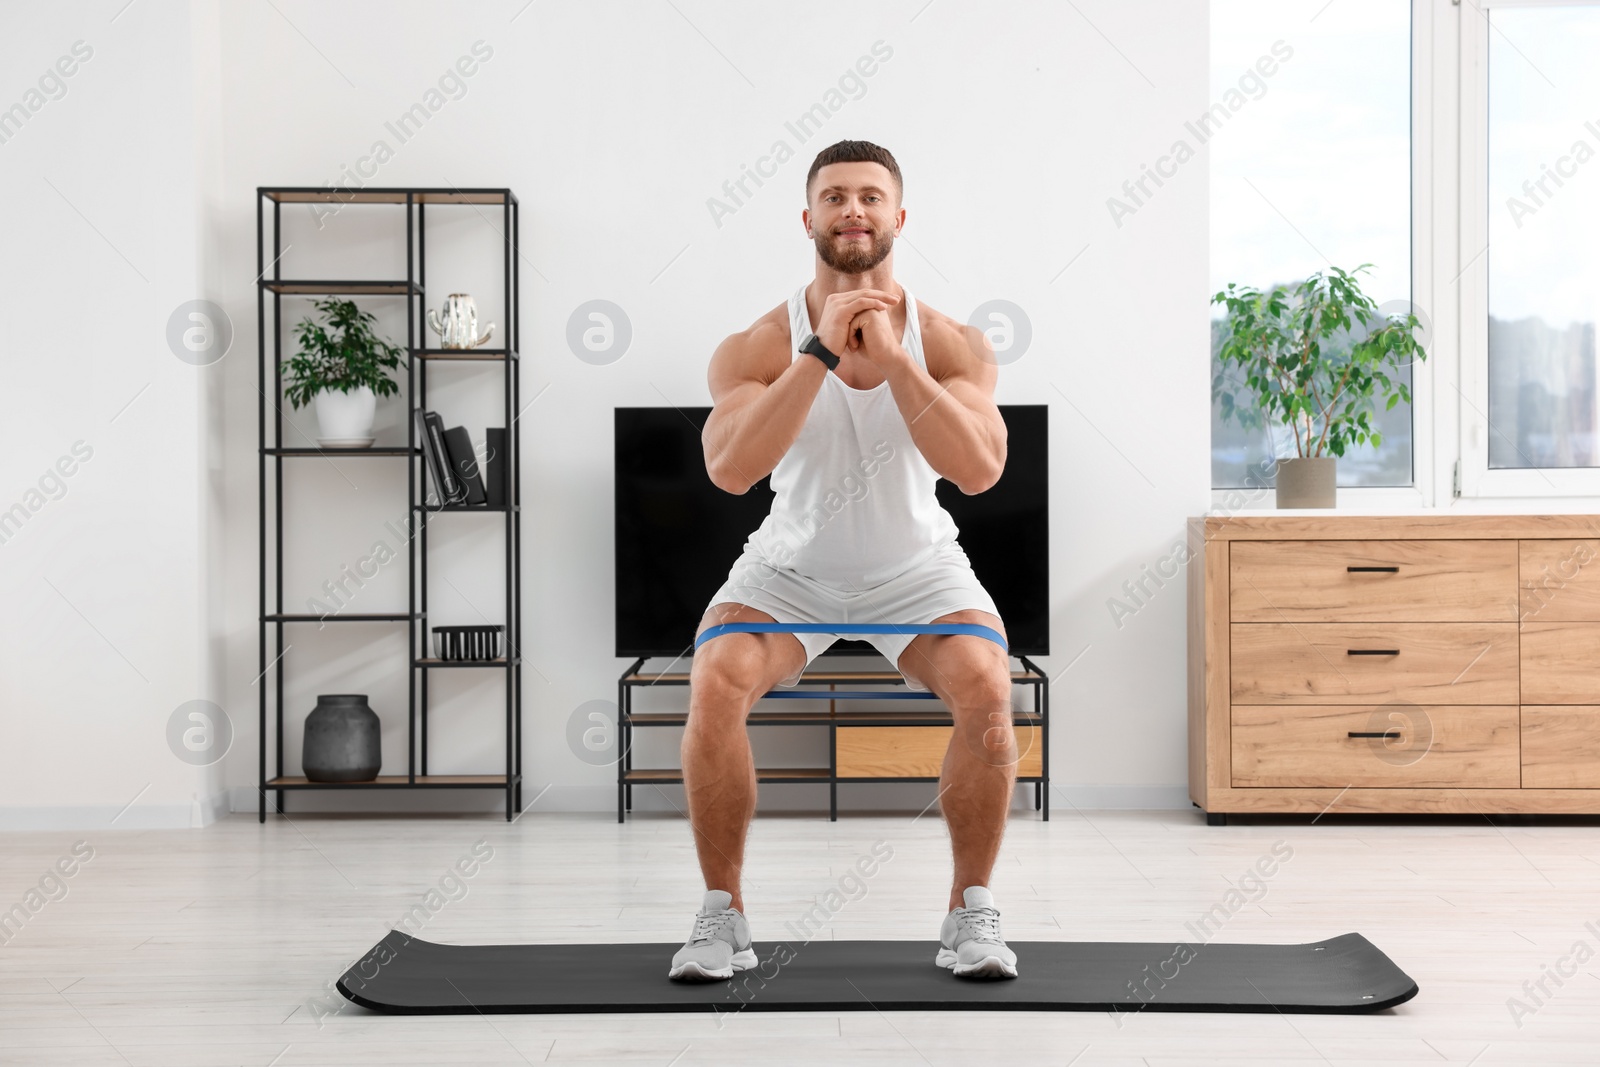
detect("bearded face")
[812,220,894,274]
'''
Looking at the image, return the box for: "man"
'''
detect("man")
[668,140,1022,983]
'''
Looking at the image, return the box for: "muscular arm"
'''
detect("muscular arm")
[702,318,829,494]
[881,317,1006,494]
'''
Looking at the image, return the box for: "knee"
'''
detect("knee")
[949,674,1018,766]
[946,665,1014,723]
[944,639,1012,707]
[689,643,765,710]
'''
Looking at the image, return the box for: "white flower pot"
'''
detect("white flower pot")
[313,386,376,446]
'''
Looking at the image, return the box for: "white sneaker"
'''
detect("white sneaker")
[936,885,1019,979]
[668,889,758,981]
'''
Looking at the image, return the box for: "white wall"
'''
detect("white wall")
[0,0,226,828]
[0,0,1209,827]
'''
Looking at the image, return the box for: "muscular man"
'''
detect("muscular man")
[667,140,1021,982]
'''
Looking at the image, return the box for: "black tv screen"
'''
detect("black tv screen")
[614,405,1048,658]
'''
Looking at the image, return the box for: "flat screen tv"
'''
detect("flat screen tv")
[614,405,1047,658]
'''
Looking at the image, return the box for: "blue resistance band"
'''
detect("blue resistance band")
[693,621,1008,653]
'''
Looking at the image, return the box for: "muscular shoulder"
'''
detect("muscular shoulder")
[710,300,794,391]
[915,300,994,382]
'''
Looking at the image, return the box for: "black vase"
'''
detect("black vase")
[302,694,381,782]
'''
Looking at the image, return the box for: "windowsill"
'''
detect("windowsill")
[1209,486,1427,514]
[1208,486,1600,516]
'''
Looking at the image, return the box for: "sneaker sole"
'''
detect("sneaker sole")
[668,947,757,982]
[935,947,1018,979]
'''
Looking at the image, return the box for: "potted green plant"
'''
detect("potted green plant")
[282,297,405,448]
[1211,264,1427,508]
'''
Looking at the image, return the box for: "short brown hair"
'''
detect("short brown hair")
[805,140,902,206]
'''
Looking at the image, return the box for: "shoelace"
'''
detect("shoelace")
[955,905,1004,944]
[690,909,738,945]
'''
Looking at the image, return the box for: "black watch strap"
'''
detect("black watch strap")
[801,334,840,370]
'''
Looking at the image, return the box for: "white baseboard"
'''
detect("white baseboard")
[0,790,231,832]
[225,782,1193,818]
[1048,784,1193,811]
[4,784,1192,829]
[195,788,230,826]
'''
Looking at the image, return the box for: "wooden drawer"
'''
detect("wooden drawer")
[1520,539,1600,621]
[1522,706,1600,788]
[1230,540,1518,622]
[1230,622,1518,704]
[1230,705,1520,787]
[835,726,1042,778]
[1521,622,1600,703]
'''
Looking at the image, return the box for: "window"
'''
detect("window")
[1459,0,1600,498]
[1485,3,1600,469]
[1209,0,1413,489]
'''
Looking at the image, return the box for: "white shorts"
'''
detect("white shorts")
[702,538,1003,692]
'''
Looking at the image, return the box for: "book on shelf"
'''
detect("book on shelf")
[443,425,488,506]
[485,426,507,507]
[416,409,465,506]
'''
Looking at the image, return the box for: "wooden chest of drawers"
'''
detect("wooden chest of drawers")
[1188,515,1600,820]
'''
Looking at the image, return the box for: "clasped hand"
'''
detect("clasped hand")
[815,288,906,372]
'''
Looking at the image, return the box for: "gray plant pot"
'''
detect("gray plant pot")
[1275,457,1337,509]
[302,694,382,782]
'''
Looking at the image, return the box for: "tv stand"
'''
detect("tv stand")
[615,655,1050,821]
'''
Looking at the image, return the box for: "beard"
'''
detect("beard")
[813,224,893,274]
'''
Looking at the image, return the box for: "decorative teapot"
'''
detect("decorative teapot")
[427,293,496,349]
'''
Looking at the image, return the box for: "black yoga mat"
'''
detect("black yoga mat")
[337,930,1417,1015]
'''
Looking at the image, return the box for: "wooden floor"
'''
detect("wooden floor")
[2,802,1599,1065]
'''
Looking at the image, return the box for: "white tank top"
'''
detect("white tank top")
[743,281,959,589]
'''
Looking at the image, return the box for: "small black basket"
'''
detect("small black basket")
[432,624,504,661]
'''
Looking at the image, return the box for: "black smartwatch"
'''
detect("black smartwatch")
[801,334,840,371]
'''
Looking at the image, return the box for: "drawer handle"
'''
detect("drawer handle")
[1347,649,1401,656]
[1347,566,1400,573]
[1348,730,1400,738]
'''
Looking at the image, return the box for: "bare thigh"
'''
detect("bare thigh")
[690,601,808,702]
[896,608,1010,700]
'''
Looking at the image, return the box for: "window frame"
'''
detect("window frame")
[1457,0,1600,500]
[1211,0,1600,511]
[1209,0,1435,510]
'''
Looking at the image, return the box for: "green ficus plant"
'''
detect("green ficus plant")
[1211,264,1427,458]
[282,298,405,409]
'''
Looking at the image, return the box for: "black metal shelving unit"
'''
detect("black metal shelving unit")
[256,186,522,822]
[615,659,1050,822]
